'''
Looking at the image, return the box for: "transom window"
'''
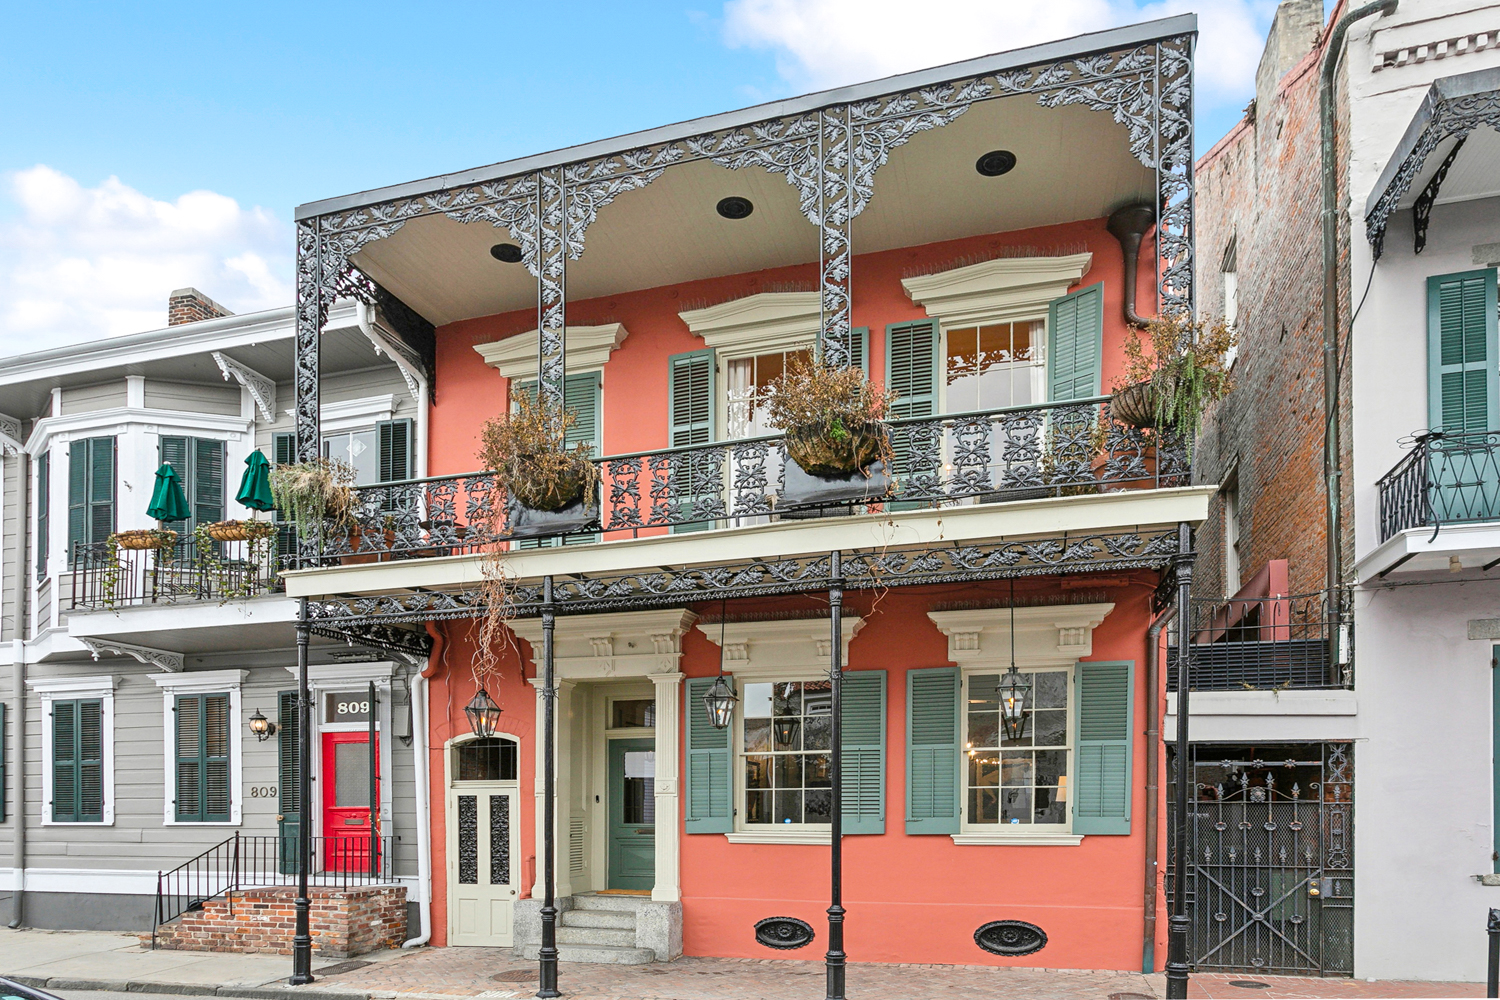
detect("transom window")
[726,348,812,438]
[456,737,518,782]
[965,669,1070,827]
[945,321,1045,411]
[611,699,656,729]
[742,680,832,826]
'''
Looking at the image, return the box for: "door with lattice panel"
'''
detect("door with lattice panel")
[447,736,521,947]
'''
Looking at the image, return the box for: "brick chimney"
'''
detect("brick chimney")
[167,287,233,326]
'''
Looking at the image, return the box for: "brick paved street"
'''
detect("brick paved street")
[313,950,1485,1000]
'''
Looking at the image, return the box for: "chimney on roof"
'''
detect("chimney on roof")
[168,287,233,326]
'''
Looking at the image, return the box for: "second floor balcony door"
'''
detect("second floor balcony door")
[159,436,224,563]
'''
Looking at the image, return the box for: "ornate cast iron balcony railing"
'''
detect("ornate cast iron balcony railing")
[307,396,1188,564]
[1377,430,1500,541]
[71,535,284,611]
[1167,591,1353,691]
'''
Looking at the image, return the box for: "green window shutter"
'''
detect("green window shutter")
[564,373,602,452]
[36,452,49,580]
[668,350,715,446]
[1428,270,1500,432]
[668,351,716,533]
[377,419,414,483]
[850,327,870,374]
[176,693,230,823]
[278,690,301,871]
[1073,660,1135,835]
[906,666,961,834]
[52,698,103,823]
[684,675,732,833]
[193,439,225,527]
[273,433,295,466]
[158,436,191,555]
[840,670,886,835]
[885,320,938,419]
[0,702,8,823]
[67,441,86,565]
[89,437,115,545]
[1048,283,1104,402]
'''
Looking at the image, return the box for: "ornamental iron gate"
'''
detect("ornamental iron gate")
[1169,743,1354,976]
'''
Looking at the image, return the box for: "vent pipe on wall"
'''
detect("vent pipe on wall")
[1107,203,1157,328]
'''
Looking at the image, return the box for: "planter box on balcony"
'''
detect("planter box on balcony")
[780,458,891,512]
[506,492,600,539]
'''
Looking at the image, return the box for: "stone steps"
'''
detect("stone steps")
[560,909,636,930]
[556,925,636,947]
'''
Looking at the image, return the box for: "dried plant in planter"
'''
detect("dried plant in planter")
[268,458,356,540]
[477,393,599,513]
[764,357,897,477]
[1114,313,1236,443]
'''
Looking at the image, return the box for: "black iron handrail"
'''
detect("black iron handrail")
[1377,429,1500,541]
[298,394,1190,563]
[151,832,393,949]
[70,534,283,610]
[1168,591,1352,690]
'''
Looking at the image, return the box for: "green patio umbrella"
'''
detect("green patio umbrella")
[236,449,276,512]
[146,463,191,522]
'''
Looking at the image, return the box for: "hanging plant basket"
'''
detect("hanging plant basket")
[201,519,276,543]
[505,483,600,539]
[1110,381,1160,429]
[113,528,177,551]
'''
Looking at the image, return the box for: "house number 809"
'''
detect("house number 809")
[249,786,278,798]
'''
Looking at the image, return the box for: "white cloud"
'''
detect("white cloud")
[0,166,293,357]
[722,0,1276,109]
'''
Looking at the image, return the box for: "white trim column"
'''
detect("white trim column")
[650,671,683,903]
[530,677,576,900]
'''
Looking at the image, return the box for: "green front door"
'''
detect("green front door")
[607,738,655,891]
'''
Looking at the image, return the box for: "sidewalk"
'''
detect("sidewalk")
[0,929,1485,1000]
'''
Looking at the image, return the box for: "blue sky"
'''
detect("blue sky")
[0,0,1284,353]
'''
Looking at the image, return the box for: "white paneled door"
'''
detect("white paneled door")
[447,785,519,946]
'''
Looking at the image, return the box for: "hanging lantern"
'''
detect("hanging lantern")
[247,708,277,742]
[773,716,801,746]
[464,688,504,739]
[998,666,1031,741]
[703,674,738,730]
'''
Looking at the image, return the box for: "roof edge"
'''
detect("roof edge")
[295,13,1197,222]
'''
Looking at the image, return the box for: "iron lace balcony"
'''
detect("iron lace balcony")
[307,395,1189,563]
[1167,592,1353,691]
[1377,430,1500,541]
[70,535,284,610]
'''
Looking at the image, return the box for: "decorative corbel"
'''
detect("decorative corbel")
[78,637,184,673]
[212,352,277,422]
[0,412,23,455]
[358,304,426,403]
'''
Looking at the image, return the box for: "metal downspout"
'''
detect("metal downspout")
[11,440,29,929]
[1321,0,1397,600]
[402,671,431,948]
[1142,604,1177,973]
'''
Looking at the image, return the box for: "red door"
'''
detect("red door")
[321,731,379,873]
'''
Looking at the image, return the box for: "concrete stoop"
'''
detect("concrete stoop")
[514,893,682,965]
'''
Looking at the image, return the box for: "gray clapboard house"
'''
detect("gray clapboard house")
[0,289,432,938]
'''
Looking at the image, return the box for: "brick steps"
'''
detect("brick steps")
[145,885,406,959]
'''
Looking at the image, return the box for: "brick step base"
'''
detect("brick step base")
[144,885,406,958]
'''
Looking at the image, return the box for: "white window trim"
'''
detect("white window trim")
[936,319,1049,416]
[696,616,864,845]
[902,253,1093,329]
[153,669,247,826]
[30,675,118,827]
[928,603,1113,846]
[956,665,1077,842]
[285,661,397,839]
[678,292,821,358]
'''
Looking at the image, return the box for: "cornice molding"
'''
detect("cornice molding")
[509,608,697,679]
[901,253,1093,328]
[677,292,822,356]
[696,615,865,674]
[475,323,629,381]
[212,352,277,422]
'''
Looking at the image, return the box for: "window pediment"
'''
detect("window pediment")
[902,253,1093,328]
[696,615,865,675]
[927,602,1114,665]
[678,292,822,357]
[474,323,629,381]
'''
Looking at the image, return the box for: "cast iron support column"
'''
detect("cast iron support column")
[537,575,560,998]
[289,598,314,984]
[1165,523,1195,999]
[825,550,846,1000]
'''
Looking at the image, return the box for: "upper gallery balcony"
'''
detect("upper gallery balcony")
[1364,429,1500,581]
[281,16,1206,616]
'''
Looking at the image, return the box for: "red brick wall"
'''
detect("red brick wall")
[1192,2,1355,599]
[149,885,406,958]
[167,287,232,326]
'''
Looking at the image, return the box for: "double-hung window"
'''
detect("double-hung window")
[964,668,1070,828]
[741,680,833,826]
[159,436,225,560]
[944,322,1047,412]
[52,698,104,823]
